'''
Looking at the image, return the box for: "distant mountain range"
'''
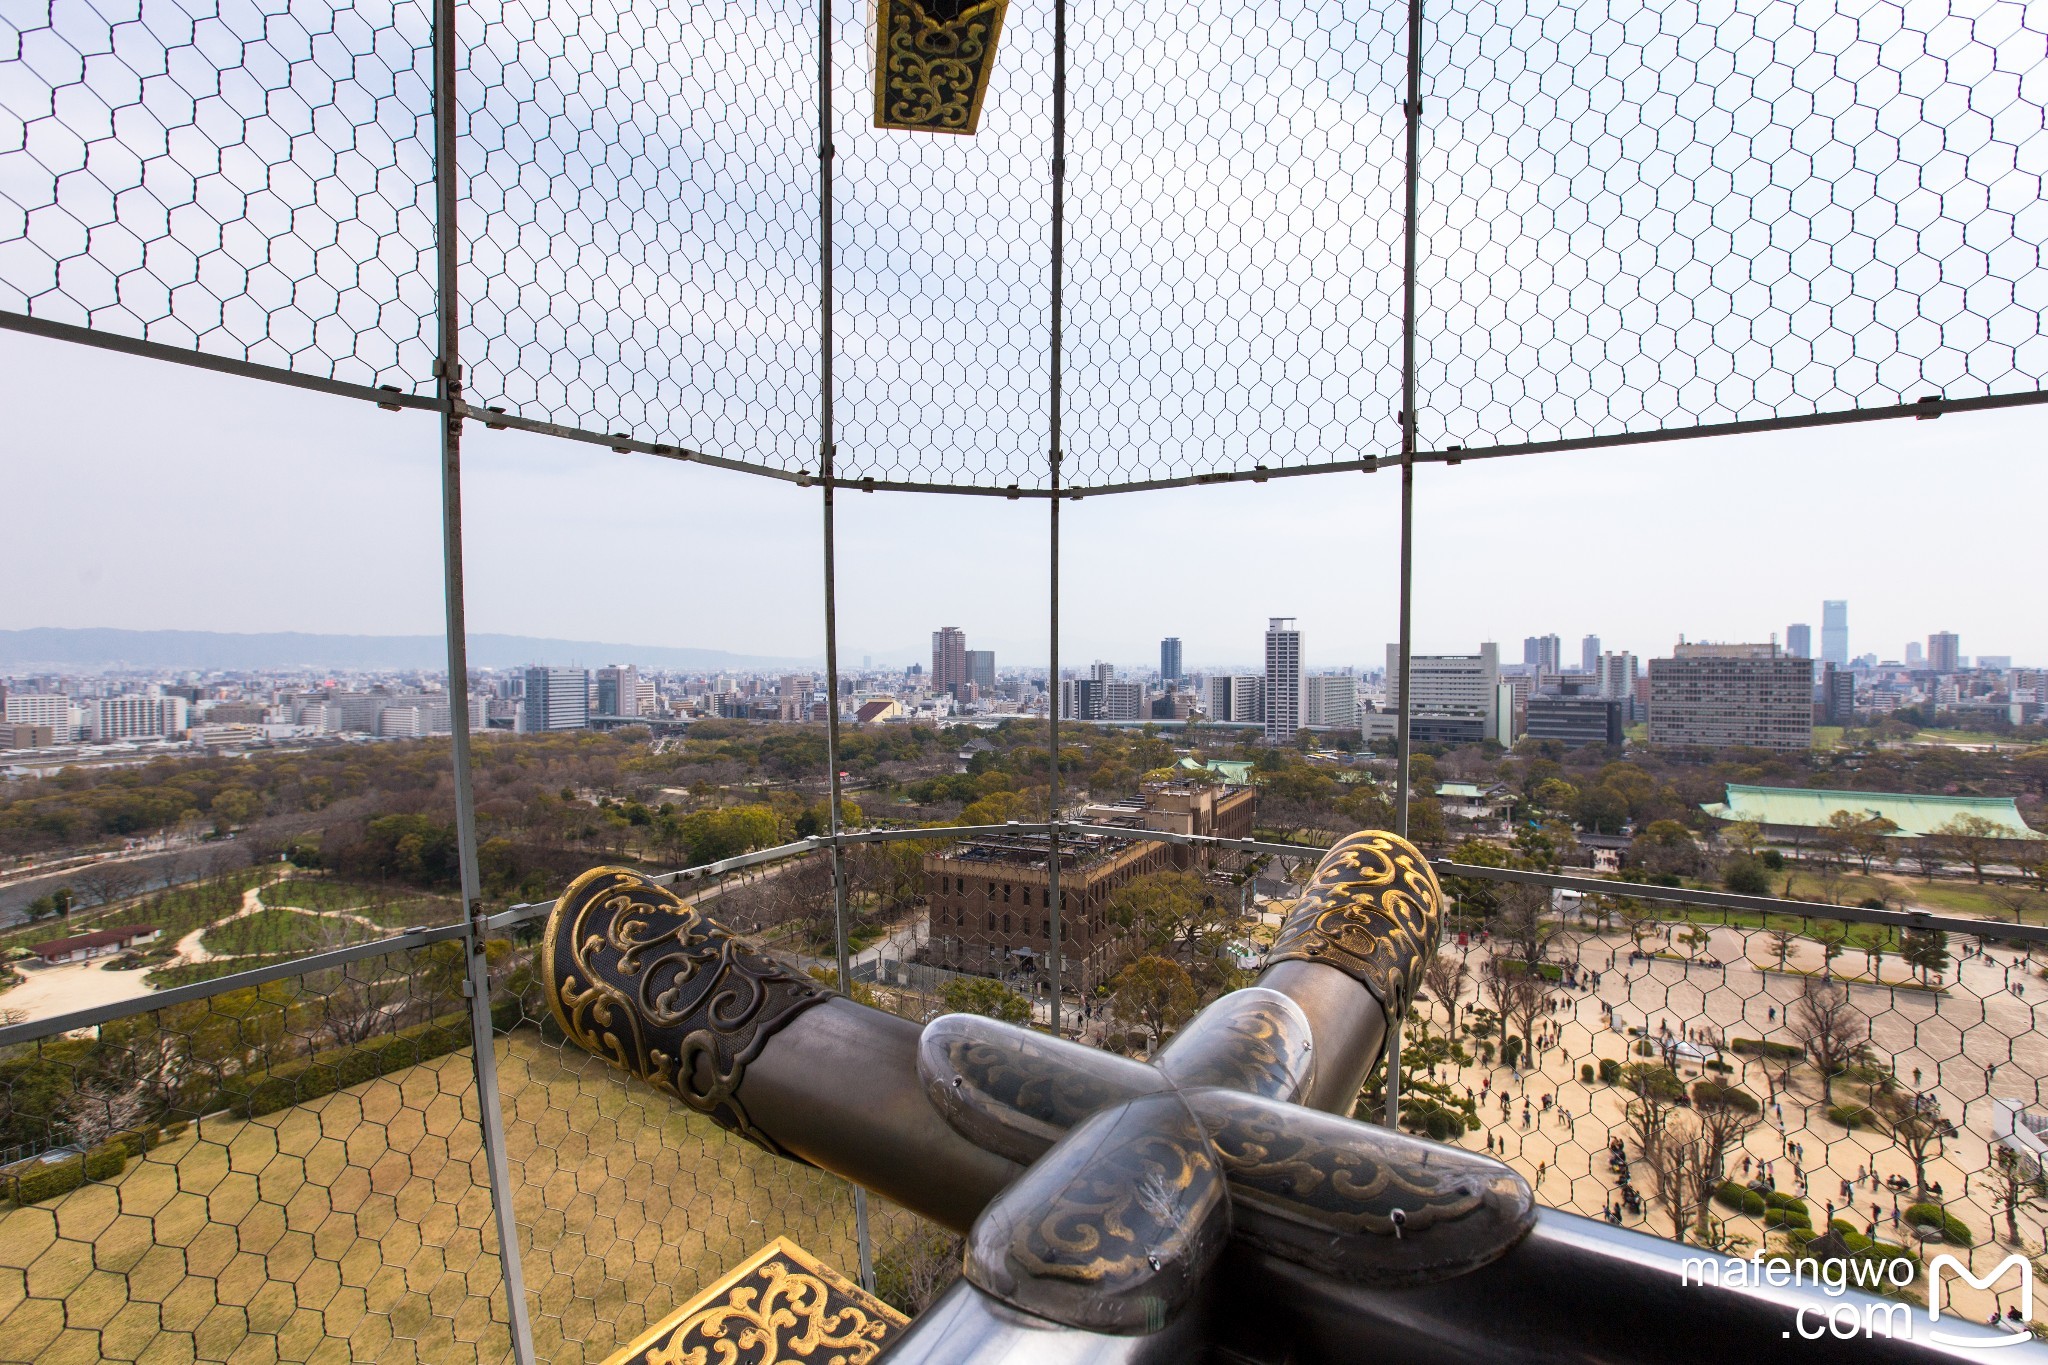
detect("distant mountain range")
[0,628,816,672]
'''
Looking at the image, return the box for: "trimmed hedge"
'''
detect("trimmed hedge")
[1716,1181,1767,1216]
[1828,1103,1875,1130]
[1904,1202,1974,1247]
[3,1139,130,1205]
[1731,1037,1804,1060]
[1581,1064,1596,1083]
[221,1008,498,1119]
[1692,1080,1761,1113]
[1598,1058,1622,1084]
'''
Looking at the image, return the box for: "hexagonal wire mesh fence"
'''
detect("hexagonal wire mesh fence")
[5,0,2048,1357]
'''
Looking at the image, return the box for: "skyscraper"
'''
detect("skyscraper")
[523,667,590,732]
[1580,635,1600,674]
[1927,632,1960,674]
[932,627,968,698]
[1160,637,1183,683]
[1786,623,1811,659]
[595,664,639,716]
[1263,618,1302,742]
[965,650,996,693]
[1524,635,1561,674]
[1595,651,1639,702]
[1821,601,1848,667]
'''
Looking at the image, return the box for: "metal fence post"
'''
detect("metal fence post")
[1386,0,1426,1131]
[816,0,874,1293]
[431,0,537,1355]
[1044,0,1068,1043]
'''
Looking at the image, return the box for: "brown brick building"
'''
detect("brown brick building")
[922,780,1256,993]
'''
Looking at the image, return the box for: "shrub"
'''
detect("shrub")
[1827,1104,1874,1130]
[1501,1036,1524,1068]
[1581,1064,1596,1083]
[82,1143,128,1182]
[1904,1203,1974,1247]
[1760,850,1785,869]
[1634,1039,1654,1055]
[1723,857,1772,896]
[221,1013,475,1119]
[104,1126,162,1161]
[1731,1037,1803,1059]
[1598,1059,1622,1084]
[1765,1204,1813,1231]
[1692,1080,1761,1113]
[1715,1181,1767,1216]
[6,1155,85,1205]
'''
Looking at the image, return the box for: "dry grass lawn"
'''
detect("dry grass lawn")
[0,1032,868,1365]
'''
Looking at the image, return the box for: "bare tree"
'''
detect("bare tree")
[1480,954,1546,1065]
[1423,953,1468,1034]
[1871,1084,1952,1202]
[1787,978,1867,1105]
[1989,1148,2047,1246]
[72,860,148,912]
[61,1076,152,1149]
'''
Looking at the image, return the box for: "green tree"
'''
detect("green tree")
[1899,928,1952,984]
[1110,956,1200,1050]
[679,805,784,865]
[1933,814,2004,883]
[1106,872,1217,956]
[1630,821,1703,878]
[938,977,1031,1024]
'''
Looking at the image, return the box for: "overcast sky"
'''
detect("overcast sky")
[3,326,2039,672]
[4,0,2041,672]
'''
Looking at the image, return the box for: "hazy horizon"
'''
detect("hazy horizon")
[5,329,2042,673]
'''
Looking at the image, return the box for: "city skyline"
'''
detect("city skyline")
[3,332,2044,668]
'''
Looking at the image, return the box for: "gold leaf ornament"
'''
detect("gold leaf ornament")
[874,0,1010,133]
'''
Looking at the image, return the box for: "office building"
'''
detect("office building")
[1580,635,1600,674]
[1821,600,1848,667]
[1906,641,1925,667]
[1103,681,1144,721]
[1647,644,1813,752]
[1264,618,1303,742]
[1821,662,1855,726]
[1524,693,1624,747]
[1786,623,1811,659]
[966,650,996,694]
[1060,677,1106,721]
[0,723,56,749]
[1206,675,1263,724]
[3,693,72,738]
[932,627,968,699]
[1523,635,1561,674]
[1160,637,1183,684]
[1302,673,1359,729]
[1385,642,1509,744]
[524,667,591,732]
[1927,632,1960,674]
[1595,651,1639,702]
[84,695,190,741]
[927,784,1256,992]
[596,664,640,716]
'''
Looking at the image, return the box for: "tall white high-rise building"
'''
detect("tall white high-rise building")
[1302,673,1360,729]
[524,667,591,732]
[1206,675,1263,724]
[1264,618,1303,742]
[1821,601,1849,667]
[1595,651,1640,700]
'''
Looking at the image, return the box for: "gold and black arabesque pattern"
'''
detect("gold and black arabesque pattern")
[1154,986,1317,1102]
[544,866,827,1155]
[1188,1089,1535,1285]
[600,1236,906,1365]
[873,0,1010,134]
[918,1013,1168,1163]
[1265,829,1445,1014]
[965,1091,1230,1334]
